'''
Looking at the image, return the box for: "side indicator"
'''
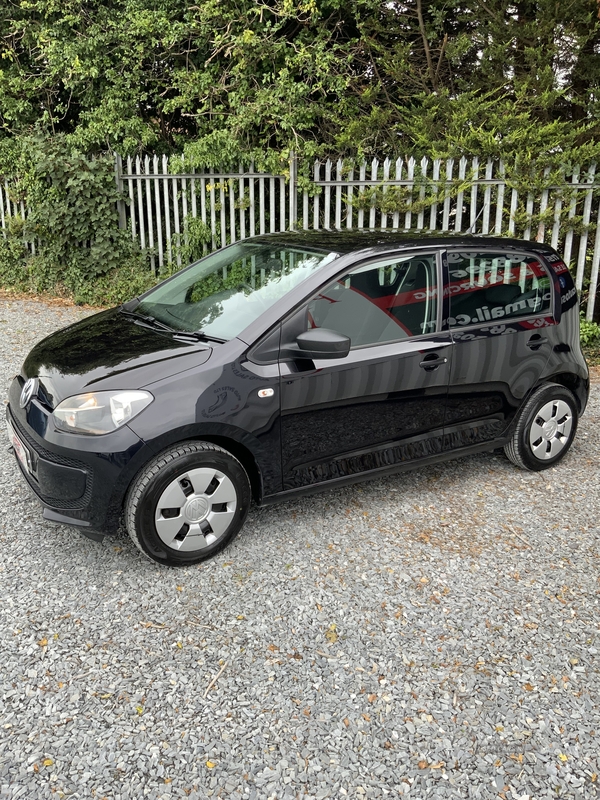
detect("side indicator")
[258,388,274,398]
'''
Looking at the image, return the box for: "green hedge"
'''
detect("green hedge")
[0,135,157,305]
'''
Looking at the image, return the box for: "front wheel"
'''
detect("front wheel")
[125,441,251,566]
[504,383,578,471]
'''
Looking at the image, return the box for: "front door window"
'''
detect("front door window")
[308,253,438,346]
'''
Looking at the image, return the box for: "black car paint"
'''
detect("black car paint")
[6,231,589,539]
[279,330,454,489]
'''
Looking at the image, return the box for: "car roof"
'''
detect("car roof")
[247,229,557,256]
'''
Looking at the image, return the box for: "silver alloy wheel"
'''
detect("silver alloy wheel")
[154,467,237,551]
[529,399,573,460]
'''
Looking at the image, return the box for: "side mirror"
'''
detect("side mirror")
[295,328,351,359]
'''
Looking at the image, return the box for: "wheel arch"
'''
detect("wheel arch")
[138,423,267,505]
[536,371,589,412]
[186,434,263,503]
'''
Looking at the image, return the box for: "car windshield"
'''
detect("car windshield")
[134,242,338,340]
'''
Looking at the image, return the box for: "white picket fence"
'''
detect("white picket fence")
[2,153,600,319]
[114,155,292,270]
[113,154,600,320]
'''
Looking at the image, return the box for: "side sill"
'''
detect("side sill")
[259,437,511,506]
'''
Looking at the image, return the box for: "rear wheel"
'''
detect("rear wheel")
[125,441,251,566]
[504,383,578,471]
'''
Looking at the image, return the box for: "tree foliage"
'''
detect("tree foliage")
[2,1,600,312]
[1,0,600,161]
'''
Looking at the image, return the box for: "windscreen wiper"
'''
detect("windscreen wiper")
[119,306,225,343]
[187,331,226,343]
[119,307,179,334]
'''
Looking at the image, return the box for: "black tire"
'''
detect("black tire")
[125,441,251,566]
[504,383,578,471]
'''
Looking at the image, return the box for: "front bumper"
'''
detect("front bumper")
[7,376,151,535]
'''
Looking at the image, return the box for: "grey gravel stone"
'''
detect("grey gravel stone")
[1,296,600,799]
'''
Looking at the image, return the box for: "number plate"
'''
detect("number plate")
[6,418,32,474]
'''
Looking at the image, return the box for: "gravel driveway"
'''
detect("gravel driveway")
[1,295,599,800]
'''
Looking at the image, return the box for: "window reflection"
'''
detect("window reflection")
[138,244,338,340]
[308,254,438,347]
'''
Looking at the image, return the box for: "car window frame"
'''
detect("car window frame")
[279,248,445,354]
[442,246,556,332]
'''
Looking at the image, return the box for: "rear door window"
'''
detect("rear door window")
[447,252,552,328]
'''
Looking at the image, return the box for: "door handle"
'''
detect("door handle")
[419,354,448,371]
[527,335,547,350]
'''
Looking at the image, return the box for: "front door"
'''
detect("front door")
[279,251,453,490]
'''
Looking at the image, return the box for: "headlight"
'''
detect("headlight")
[53,390,153,435]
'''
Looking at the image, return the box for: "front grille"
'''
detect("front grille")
[9,409,94,510]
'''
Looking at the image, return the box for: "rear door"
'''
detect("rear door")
[278,251,454,491]
[444,247,555,450]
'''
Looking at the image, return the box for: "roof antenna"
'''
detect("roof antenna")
[465,205,486,235]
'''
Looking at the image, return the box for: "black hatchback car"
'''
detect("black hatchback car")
[6,232,589,566]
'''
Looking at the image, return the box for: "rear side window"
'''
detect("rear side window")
[447,252,552,328]
[308,253,438,347]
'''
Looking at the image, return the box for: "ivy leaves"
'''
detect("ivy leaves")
[26,137,125,278]
[0,134,143,297]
